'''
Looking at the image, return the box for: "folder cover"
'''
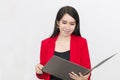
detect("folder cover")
[42,53,117,80]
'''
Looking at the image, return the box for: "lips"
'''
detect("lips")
[64,30,71,34]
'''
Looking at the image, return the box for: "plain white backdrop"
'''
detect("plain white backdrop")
[0,0,120,80]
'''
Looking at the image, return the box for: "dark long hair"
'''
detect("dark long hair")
[50,6,81,38]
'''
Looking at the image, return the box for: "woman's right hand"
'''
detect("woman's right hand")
[35,63,44,74]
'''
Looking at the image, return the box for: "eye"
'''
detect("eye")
[62,21,67,24]
[70,23,75,25]
[70,23,75,26]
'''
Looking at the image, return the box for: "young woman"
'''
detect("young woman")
[35,6,91,80]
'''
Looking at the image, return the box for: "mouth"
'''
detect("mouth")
[64,30,71,34]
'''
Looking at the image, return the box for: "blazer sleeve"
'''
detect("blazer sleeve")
[81,39,91,69]
[36,41,48,79]
[80,39,91,80]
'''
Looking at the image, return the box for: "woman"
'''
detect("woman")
[35,6,91,80]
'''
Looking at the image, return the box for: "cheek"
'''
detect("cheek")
[71,26,76,31]
[58,23,64,28]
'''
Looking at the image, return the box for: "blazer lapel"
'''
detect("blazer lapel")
[70,35,77,62]
[47,36,58,60]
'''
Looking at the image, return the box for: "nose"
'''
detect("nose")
[65,24,71,29]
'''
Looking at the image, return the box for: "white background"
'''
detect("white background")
[0,0,120,80]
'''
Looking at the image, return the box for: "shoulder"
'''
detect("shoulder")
[72,35,88,48]
[72,35,87,42]
[41,37,55,45]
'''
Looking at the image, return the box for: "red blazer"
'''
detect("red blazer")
[36,35,91,80]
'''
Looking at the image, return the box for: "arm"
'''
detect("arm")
[69,39,91,80]
[81,39,91,69]
[36,41,47,79]
[80,39,91,80]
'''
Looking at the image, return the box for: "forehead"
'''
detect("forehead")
[60,13,75,22]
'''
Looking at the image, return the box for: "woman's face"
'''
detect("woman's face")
[57,13,76,37]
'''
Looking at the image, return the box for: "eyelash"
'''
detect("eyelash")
[62,22,75,25]
[62,22,66,24]
[70,24,75,25]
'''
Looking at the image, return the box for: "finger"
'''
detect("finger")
[79,72,83,78]
[35,64,43,74]
[69,73,77,80]
[36,65,41,71]
[71,71,79,78]
[35,65,40,71]
[84,73,91,78]
[36,67,43,74]
[38,64,44,70]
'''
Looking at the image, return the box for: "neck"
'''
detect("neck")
[57,35,71,41]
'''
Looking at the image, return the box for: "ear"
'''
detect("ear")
[57,20,59,26]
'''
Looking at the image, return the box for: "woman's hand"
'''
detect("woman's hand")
[35,63,44,74]
[69,71,90,80]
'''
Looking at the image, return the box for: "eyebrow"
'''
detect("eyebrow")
[61,20,75,23]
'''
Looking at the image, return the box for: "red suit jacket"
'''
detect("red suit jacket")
[36,35,91,80]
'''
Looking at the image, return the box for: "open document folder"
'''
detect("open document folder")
[42,53,117,80]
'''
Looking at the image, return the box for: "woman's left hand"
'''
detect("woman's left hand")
[69,71,90,80]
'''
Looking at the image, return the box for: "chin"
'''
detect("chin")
[63,34,71,37]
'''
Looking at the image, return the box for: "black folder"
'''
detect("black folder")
[42,53,117,80]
